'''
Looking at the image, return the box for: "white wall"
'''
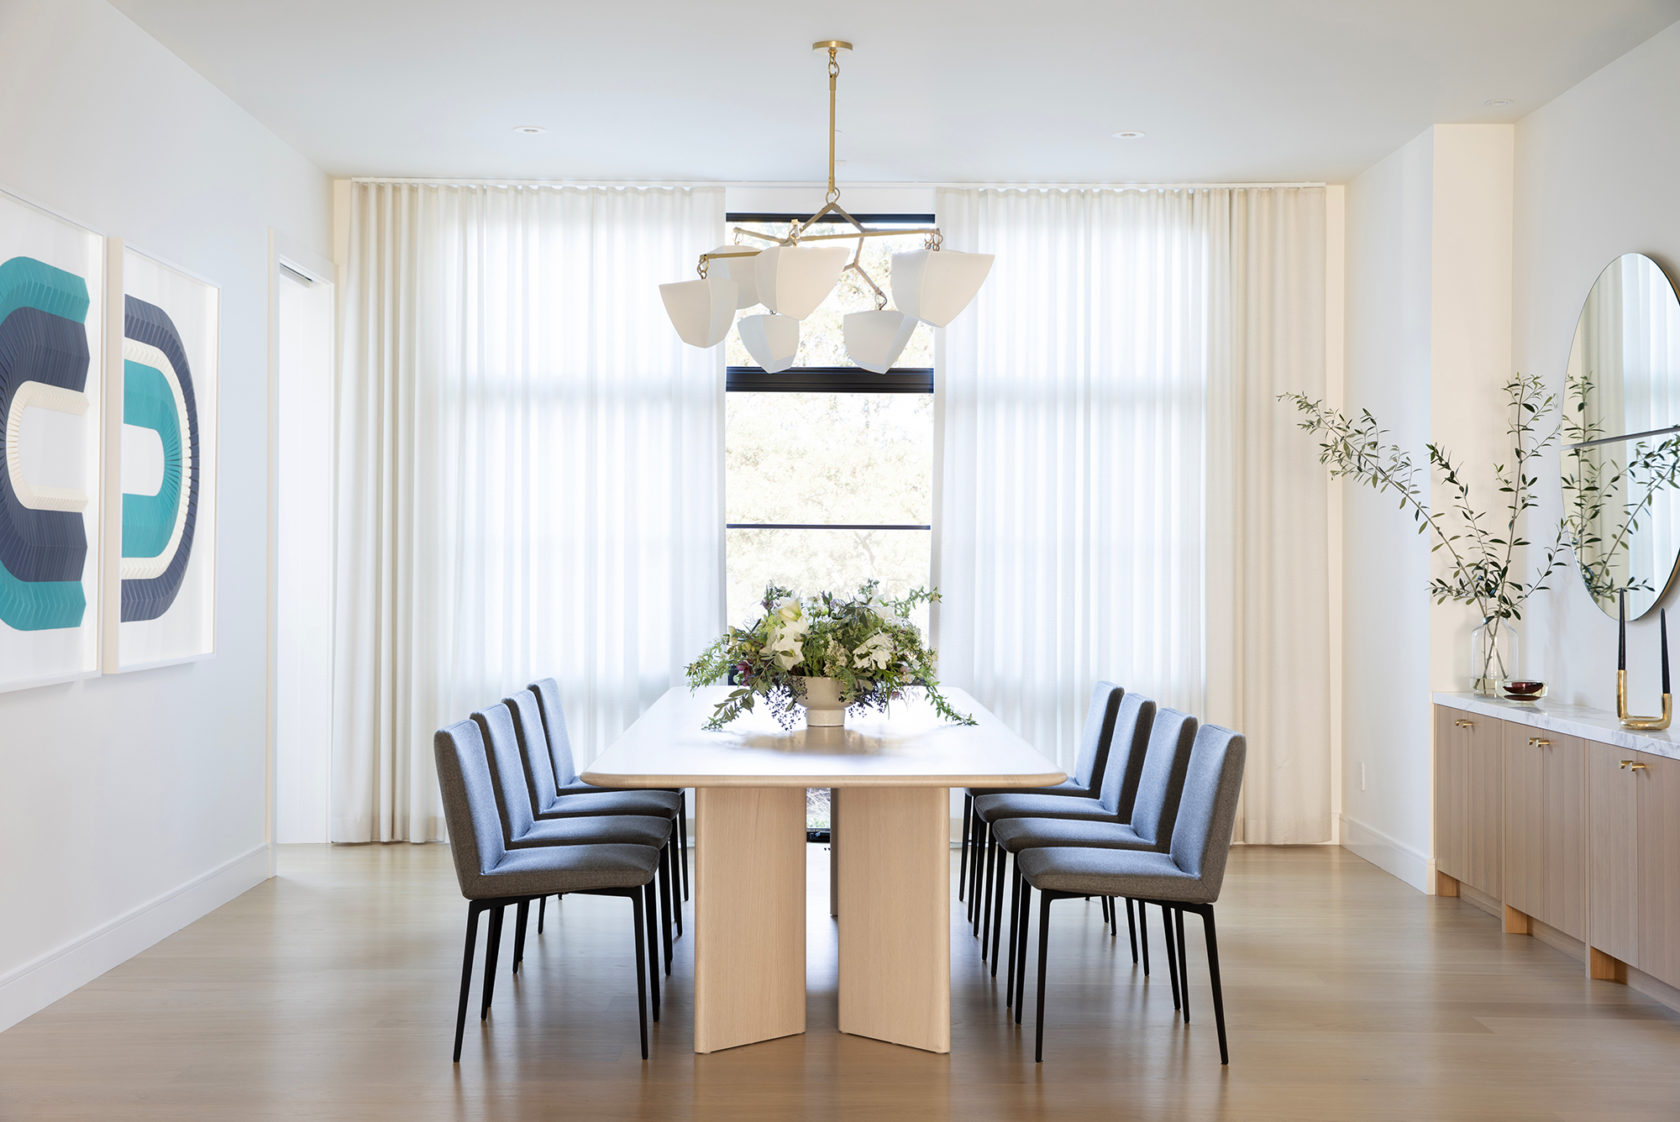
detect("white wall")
[1517,22,1680,713]
[0,0,330,1029]
[1341,128,1436,886]
[1340,125,1515,890]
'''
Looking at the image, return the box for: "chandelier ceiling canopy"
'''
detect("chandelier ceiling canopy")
[660,41,993,374]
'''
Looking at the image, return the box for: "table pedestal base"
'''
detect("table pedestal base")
[835,786,952,1053]
[693,786,807,1053]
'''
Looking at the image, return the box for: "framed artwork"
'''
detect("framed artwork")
[0,187,105,691]
[103,246,219,672]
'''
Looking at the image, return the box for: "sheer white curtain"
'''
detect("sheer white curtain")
[935,185,1329,843]
[333,182,724,843]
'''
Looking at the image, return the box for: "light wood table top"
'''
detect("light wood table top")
[582,685,1066,789]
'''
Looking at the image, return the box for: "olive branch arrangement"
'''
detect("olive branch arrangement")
[1279,374,1567,686]
[1560,370,1680,606]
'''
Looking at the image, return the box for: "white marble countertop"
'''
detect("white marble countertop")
[1433,691,1680,761]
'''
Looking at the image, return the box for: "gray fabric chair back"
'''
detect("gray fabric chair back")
[471,703,536,845]
[1126,706,1198,849]
[1071,681,1124,789]
[1169,724,1247,900]
[434,718,508,898]
[1097,692,1157,819]
[507,689,560,814]
[530,677,580,787]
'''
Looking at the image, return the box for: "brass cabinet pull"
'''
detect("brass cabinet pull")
[1531,738,1550,747]
[1629,761,1649,771]
[1620,759,1637,770]
[1454,719,1474,729]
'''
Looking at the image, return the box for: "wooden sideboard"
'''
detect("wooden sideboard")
[1433,694,1680,1001]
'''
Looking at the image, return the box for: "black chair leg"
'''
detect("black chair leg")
[669,831,684,939]
[1014,881,1033,1022]
[978,827,995,944]
[512,900,530,974]
[631,891,649,1059]
[480,904,505,1021]
[643,882,661,1022]
[1139,899,1150,976]
[1033,892,1053,1062]
[958,792,972,902]
[659,843,675,972]
[1175,906,1191,1024]
[989,846,1007,975]
[1005,859,1023,1005]
[1100,895,1112,930]
[1161,904,1181,1012]
[678,798,690,902]
[453,903,484,1062]
[1201,906,1229,1064]
[537,894,546,936]
[1125,898,1138,964]
[968,812,986,923]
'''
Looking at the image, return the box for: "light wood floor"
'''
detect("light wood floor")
[2,844,1678,1120]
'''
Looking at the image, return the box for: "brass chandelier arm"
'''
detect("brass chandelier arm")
[845,261,889,310]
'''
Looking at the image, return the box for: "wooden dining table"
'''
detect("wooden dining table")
[582,684,1065,1054]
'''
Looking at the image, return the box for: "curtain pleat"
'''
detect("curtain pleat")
[935,185,1330,844]
[332,182,724,843]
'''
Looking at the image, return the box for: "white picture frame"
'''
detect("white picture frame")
[0,185,106,692]
[102,245,220,673]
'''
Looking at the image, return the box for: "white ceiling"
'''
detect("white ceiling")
[111,0,1680,184]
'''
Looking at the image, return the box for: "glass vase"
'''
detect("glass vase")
[1470,617,1518,696]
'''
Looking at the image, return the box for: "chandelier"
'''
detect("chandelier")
[659,40,993,373]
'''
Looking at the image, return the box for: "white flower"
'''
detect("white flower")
[853,632,895,671]
[765,627,803,671]
[772,597,809,639]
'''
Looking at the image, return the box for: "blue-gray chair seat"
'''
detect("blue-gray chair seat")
[965,777,1084,800]
[1015,847,1198,900]
[989,817,1150,852]
[507,813,673,851]
[478,842,664,898]
[972,792,1114,822]
[540,788,683,819]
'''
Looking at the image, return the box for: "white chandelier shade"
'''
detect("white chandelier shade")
[738,313,801,373]
[658,276,738,348]
[707,245,761,309]
[842,309,917,374]
[754,245,850,320]
[890,249,995,327]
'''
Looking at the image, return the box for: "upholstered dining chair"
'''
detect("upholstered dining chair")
[958,682,1124,909]
[1017,724,1247,1064]
[474,703,676,1019]
[994,704,1196,999]
[505,689,684,946]
[434,718,661,1062]
[530,678,690,903]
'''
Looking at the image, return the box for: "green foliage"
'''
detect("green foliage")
[1279,375,1569,682]
[1559,369,1680,607]
[685,580,974,731]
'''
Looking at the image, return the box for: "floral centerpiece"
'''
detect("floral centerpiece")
[685,581,974,731]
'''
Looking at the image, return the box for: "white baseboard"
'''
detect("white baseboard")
[1338,813,1433,893]
[0,844,270,1032]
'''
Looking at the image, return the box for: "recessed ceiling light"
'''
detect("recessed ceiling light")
[513,124,546,135]
[1112,130,1146,140]
[1484,97,1513,108]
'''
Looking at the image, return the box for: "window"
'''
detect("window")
[723,214,937,830]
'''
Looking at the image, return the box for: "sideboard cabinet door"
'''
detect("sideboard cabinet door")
[1540,734,1586,941]
[1587,747,1640,965]
[1635,750,1680,988]
[1435,707,1468,882]
[1503,722,1544,919]
[1463,717,1503,898]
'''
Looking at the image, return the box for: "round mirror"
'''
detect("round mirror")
[1561,253,1680,619]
